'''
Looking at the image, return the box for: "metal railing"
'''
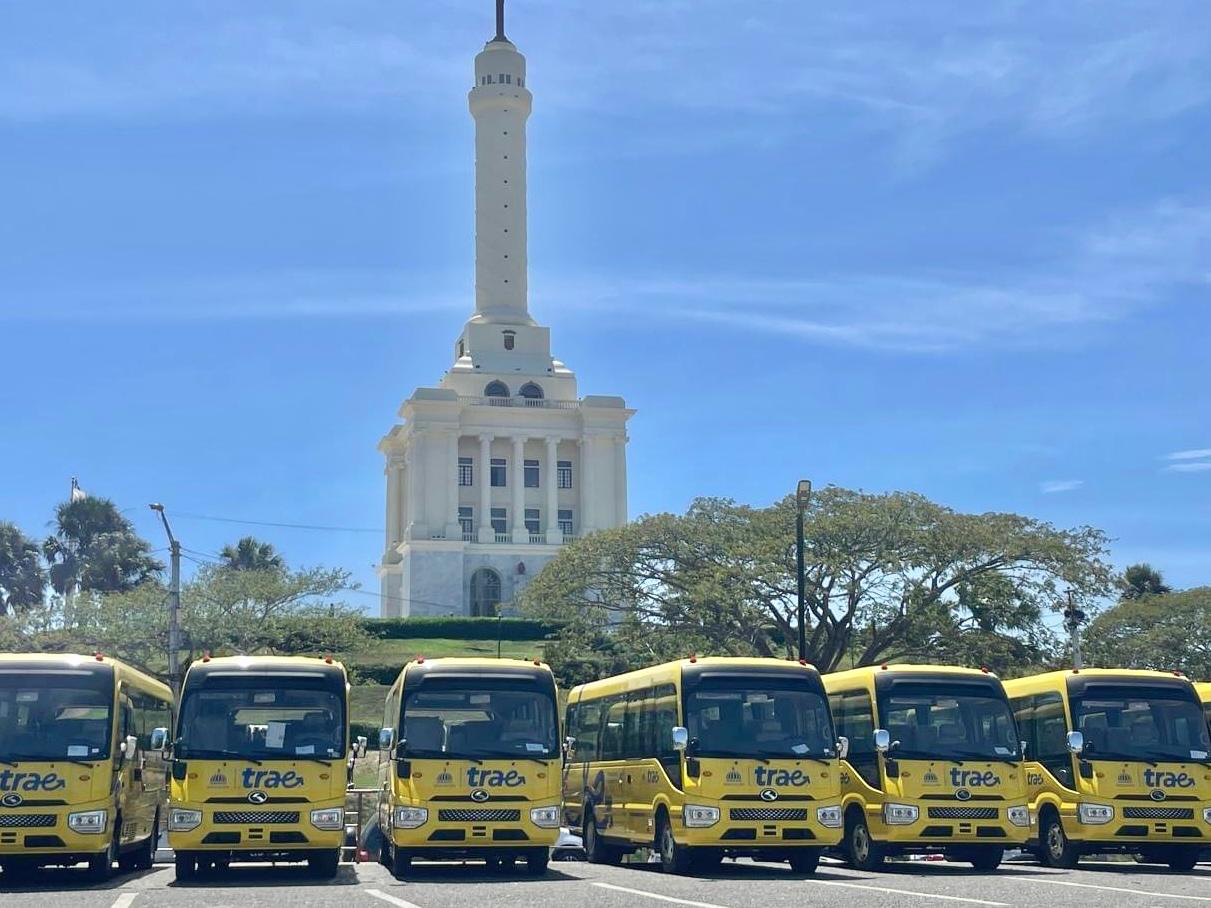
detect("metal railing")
[344,787,379,863]
[494,532,512,544]
[459,395,578,410]
[528,532,546,544]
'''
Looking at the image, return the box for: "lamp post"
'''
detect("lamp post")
[795,480,812,661]
[149,503,182,700]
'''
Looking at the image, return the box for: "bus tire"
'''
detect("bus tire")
[1167,846,1200,872]
[86,831,118,882]
[174,852,198,881]
[1040,810,1080,869]
[525,848,550,876]
[846,809,884,871]
[656,812,694,875]
[390,848,412,879]
[308,849,340,879]
[584,811,622,865]
[788,849,821,874]
[967,846,1004,871]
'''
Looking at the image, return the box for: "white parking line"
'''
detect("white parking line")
[591,882,732,908]
[803,878,1011,906]
[110,895,138,908]
[365,889,426,908]
[1007,876,1211,902]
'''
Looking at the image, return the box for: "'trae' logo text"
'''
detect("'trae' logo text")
[754,767,810,786]
[241,769,304,789]
[950,769,1000,787]
[0,770,67,792]
[465,768,525,787]
[1143,769,1196,789]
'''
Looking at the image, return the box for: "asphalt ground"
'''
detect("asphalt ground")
[5,856,1211,908]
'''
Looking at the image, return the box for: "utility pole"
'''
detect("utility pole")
[1063,590,1086,670]
[150,504,182,700]
[795,480,812,661]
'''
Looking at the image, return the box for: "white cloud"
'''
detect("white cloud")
[1165,462,1211,474]
[1040,480,1084,494]
[1166,448,1211,461]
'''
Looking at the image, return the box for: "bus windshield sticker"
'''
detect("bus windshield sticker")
[254,692,276,704]
[265,722,286,749]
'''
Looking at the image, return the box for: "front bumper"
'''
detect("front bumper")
[389,802,560,853]
[677,803,844,850]
[0,801,112,859]
[167,800,344,854]
[1060,802,1211,847]
[874,802,1031,848]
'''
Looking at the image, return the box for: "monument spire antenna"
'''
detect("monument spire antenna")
[494,0,507,42]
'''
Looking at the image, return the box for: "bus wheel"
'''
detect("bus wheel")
[657,813,694,875]
[788,849,821,874]
[390,848,412,879]
[174,852,198,881]
[1167,846,1200,872]
[1040,811,1079,869]
[584,812,622,865]
[846,811,884,871]
[308,849,340,879]
[965,846,1003,871]
[525,849,550,876]
[86,831,118,882]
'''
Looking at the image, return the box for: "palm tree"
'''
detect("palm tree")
[0,522,46,616]
[219,537,285,572]
[1119,563,1171,601]
[43,497,162,596]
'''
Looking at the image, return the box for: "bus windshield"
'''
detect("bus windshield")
[0,670,113,761]
[401,680,558,760]
[685,678,836,760]
[880,681,1020,761]
[1073,684,1211,763]
[178,675,345,760]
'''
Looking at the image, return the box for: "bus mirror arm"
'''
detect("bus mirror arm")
[1020,740,1028,758]
[837,736,849,760]
[563,735,576,756]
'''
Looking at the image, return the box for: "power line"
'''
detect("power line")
[171,511,381,534]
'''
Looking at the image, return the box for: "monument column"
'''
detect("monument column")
[511,435,527,541]
[446,432,461,539]
[477,433,494,542]
[544,436,560,542]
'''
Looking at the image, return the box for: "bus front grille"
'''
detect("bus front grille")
[436,809,521,823]
[1122,808,1195,820]
[212,811,300,825]
[927,807,998,820]
[728,808,808,822]
[0,815,56,828]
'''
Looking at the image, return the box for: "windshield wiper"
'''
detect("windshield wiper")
[460,750,552,765]
[755,749,831,766]
[887,748,946,762]
[180,749,263,766]
[3,755,96,767]
[694,749,769,764]
[1083,750,1157,766]
[951,750,1019,766]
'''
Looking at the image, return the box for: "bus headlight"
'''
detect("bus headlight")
[168,808,202,832]
[310,808,344,831]
[530,806,560,828]
[683,805,720,828]
[816,806,842,828]
[67,810,107,834]
[392,806,429,829]
[1078,803,1114,825]
[1007,806,1030,827]
[883,803,918,825]
[1203,808,1211,825]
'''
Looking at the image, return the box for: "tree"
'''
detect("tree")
[1119,563,1171,601]
[1085,587,1211,677]
[42,496,162,597]
[0,522,46,616]
[220,536,285,573]
[521,489,1113,681]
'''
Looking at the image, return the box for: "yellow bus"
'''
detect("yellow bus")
[0,653,172,881]
[824,664,1029,871]
[167,655,352,880]
[564,657,844,875]
[377,658,562,878]
[1005,668,1211,871]
[1196,683,1211,732]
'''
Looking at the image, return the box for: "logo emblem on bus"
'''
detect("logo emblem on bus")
[1150,789,1167,802]
[955,789,972,801]
[0,793,21,808]
[759,788,779,802]
[248,790,269,804]
[470,788,490,803]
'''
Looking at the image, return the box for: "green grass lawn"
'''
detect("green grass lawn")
[342,636,544,663]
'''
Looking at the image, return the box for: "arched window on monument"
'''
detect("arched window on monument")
[518,382,544,404]
[470,568,503,617]
[484,380,510,398]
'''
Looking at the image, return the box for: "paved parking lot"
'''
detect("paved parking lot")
[5,856,1211,908]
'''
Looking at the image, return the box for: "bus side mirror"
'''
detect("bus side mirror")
[378,728,395,752]
[121,735,139,760]
[1020,740,1028,758]
[356,736,368,758]
[1066,731,1085,755]
[149,728,168,752]
[873,729,891,753]
[837,736,850,760]
[564,735,576,755]
[672,727,689,752]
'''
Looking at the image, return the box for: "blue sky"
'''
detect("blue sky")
[2,0,1209,611]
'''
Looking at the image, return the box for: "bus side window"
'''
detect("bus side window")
[1034,692,1073,789]
[830,690,879,788]
[600,698,626,761]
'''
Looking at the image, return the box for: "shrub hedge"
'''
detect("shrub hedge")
[359,616,563,641]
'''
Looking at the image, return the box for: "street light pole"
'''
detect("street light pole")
[149,504,182,700]
[795,480,812,662]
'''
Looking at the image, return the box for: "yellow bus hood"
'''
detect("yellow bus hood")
[171,759,346,803]
[883,759,1025,801]
[687,758,841,800]
[396,758,560,802]
[0,761,112,805]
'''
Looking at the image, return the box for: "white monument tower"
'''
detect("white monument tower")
[377,1,633,618]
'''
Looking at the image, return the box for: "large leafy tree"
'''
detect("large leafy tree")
[0,522,46,616]
[42,497,162,596]
[1085,587,1211,677]
[1118,563,1171,601]
[220,536,285,573]
[521,489,1112,681]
